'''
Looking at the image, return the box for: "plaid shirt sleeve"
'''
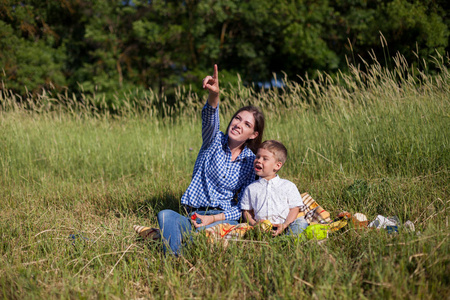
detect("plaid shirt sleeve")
[201,102,220,149]
[223,204,241,221]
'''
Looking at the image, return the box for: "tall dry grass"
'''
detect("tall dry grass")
[0,52,448,299]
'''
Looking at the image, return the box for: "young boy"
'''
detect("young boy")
[240,140,308,236]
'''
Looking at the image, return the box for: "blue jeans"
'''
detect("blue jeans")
[157,209,238,255]
[285,217,309,235]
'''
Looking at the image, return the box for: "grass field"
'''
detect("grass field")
[0,54,449,299]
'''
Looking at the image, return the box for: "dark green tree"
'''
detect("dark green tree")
[0,1,66,94]
[0,0,448,100]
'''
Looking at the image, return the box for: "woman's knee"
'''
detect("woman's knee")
[157,209,178,226]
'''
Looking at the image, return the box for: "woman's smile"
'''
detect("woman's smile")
[227,110,257,142]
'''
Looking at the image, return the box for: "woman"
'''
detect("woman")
[157,64,265,255]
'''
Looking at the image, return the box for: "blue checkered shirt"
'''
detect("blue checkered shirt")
[181,102,256,220]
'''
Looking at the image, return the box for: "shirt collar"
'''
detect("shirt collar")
[222,134,255,161]
[257,174,280,185]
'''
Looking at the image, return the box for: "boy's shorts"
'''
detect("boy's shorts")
[286,217,309,235]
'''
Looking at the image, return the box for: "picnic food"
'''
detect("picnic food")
[257,220,273,231]
[352,213,369,228]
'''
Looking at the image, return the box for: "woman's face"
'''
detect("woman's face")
[227,110,259,145]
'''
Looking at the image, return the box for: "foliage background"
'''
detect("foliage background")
[1,0,449,101]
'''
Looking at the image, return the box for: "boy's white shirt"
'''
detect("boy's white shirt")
[240,175,304,224]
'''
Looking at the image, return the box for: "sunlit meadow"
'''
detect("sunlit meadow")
[0,52,448,299]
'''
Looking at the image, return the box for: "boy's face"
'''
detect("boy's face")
[254,148,283,180]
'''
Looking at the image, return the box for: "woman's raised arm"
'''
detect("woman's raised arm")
[202,64,220,108]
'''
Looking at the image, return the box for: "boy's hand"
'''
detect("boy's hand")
[272,224,285,237]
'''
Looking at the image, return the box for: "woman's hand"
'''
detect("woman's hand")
[191,213,217,228]
[202,64,220,108]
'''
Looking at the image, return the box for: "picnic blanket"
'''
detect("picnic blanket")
[134,192,336,245]
[298,193,332,224]
[202,223,253,247]
[134,223,253,247]
[204,192,333,245]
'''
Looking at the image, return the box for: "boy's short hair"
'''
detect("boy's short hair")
[259,140,287,164]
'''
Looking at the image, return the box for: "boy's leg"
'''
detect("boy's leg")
[286,217,309,235]
[157,209,192,255]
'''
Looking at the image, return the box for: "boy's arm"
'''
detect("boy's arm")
[243,210,257,226]
[273,206,300,236]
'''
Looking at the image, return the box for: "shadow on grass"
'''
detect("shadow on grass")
[92,191,182,219]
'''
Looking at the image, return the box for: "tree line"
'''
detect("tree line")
[1,0,448,102]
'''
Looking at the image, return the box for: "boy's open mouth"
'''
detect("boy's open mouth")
[254,164,262,172]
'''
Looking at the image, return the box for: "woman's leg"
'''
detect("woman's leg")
[157,209,192,255]
[286,217,309,235]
